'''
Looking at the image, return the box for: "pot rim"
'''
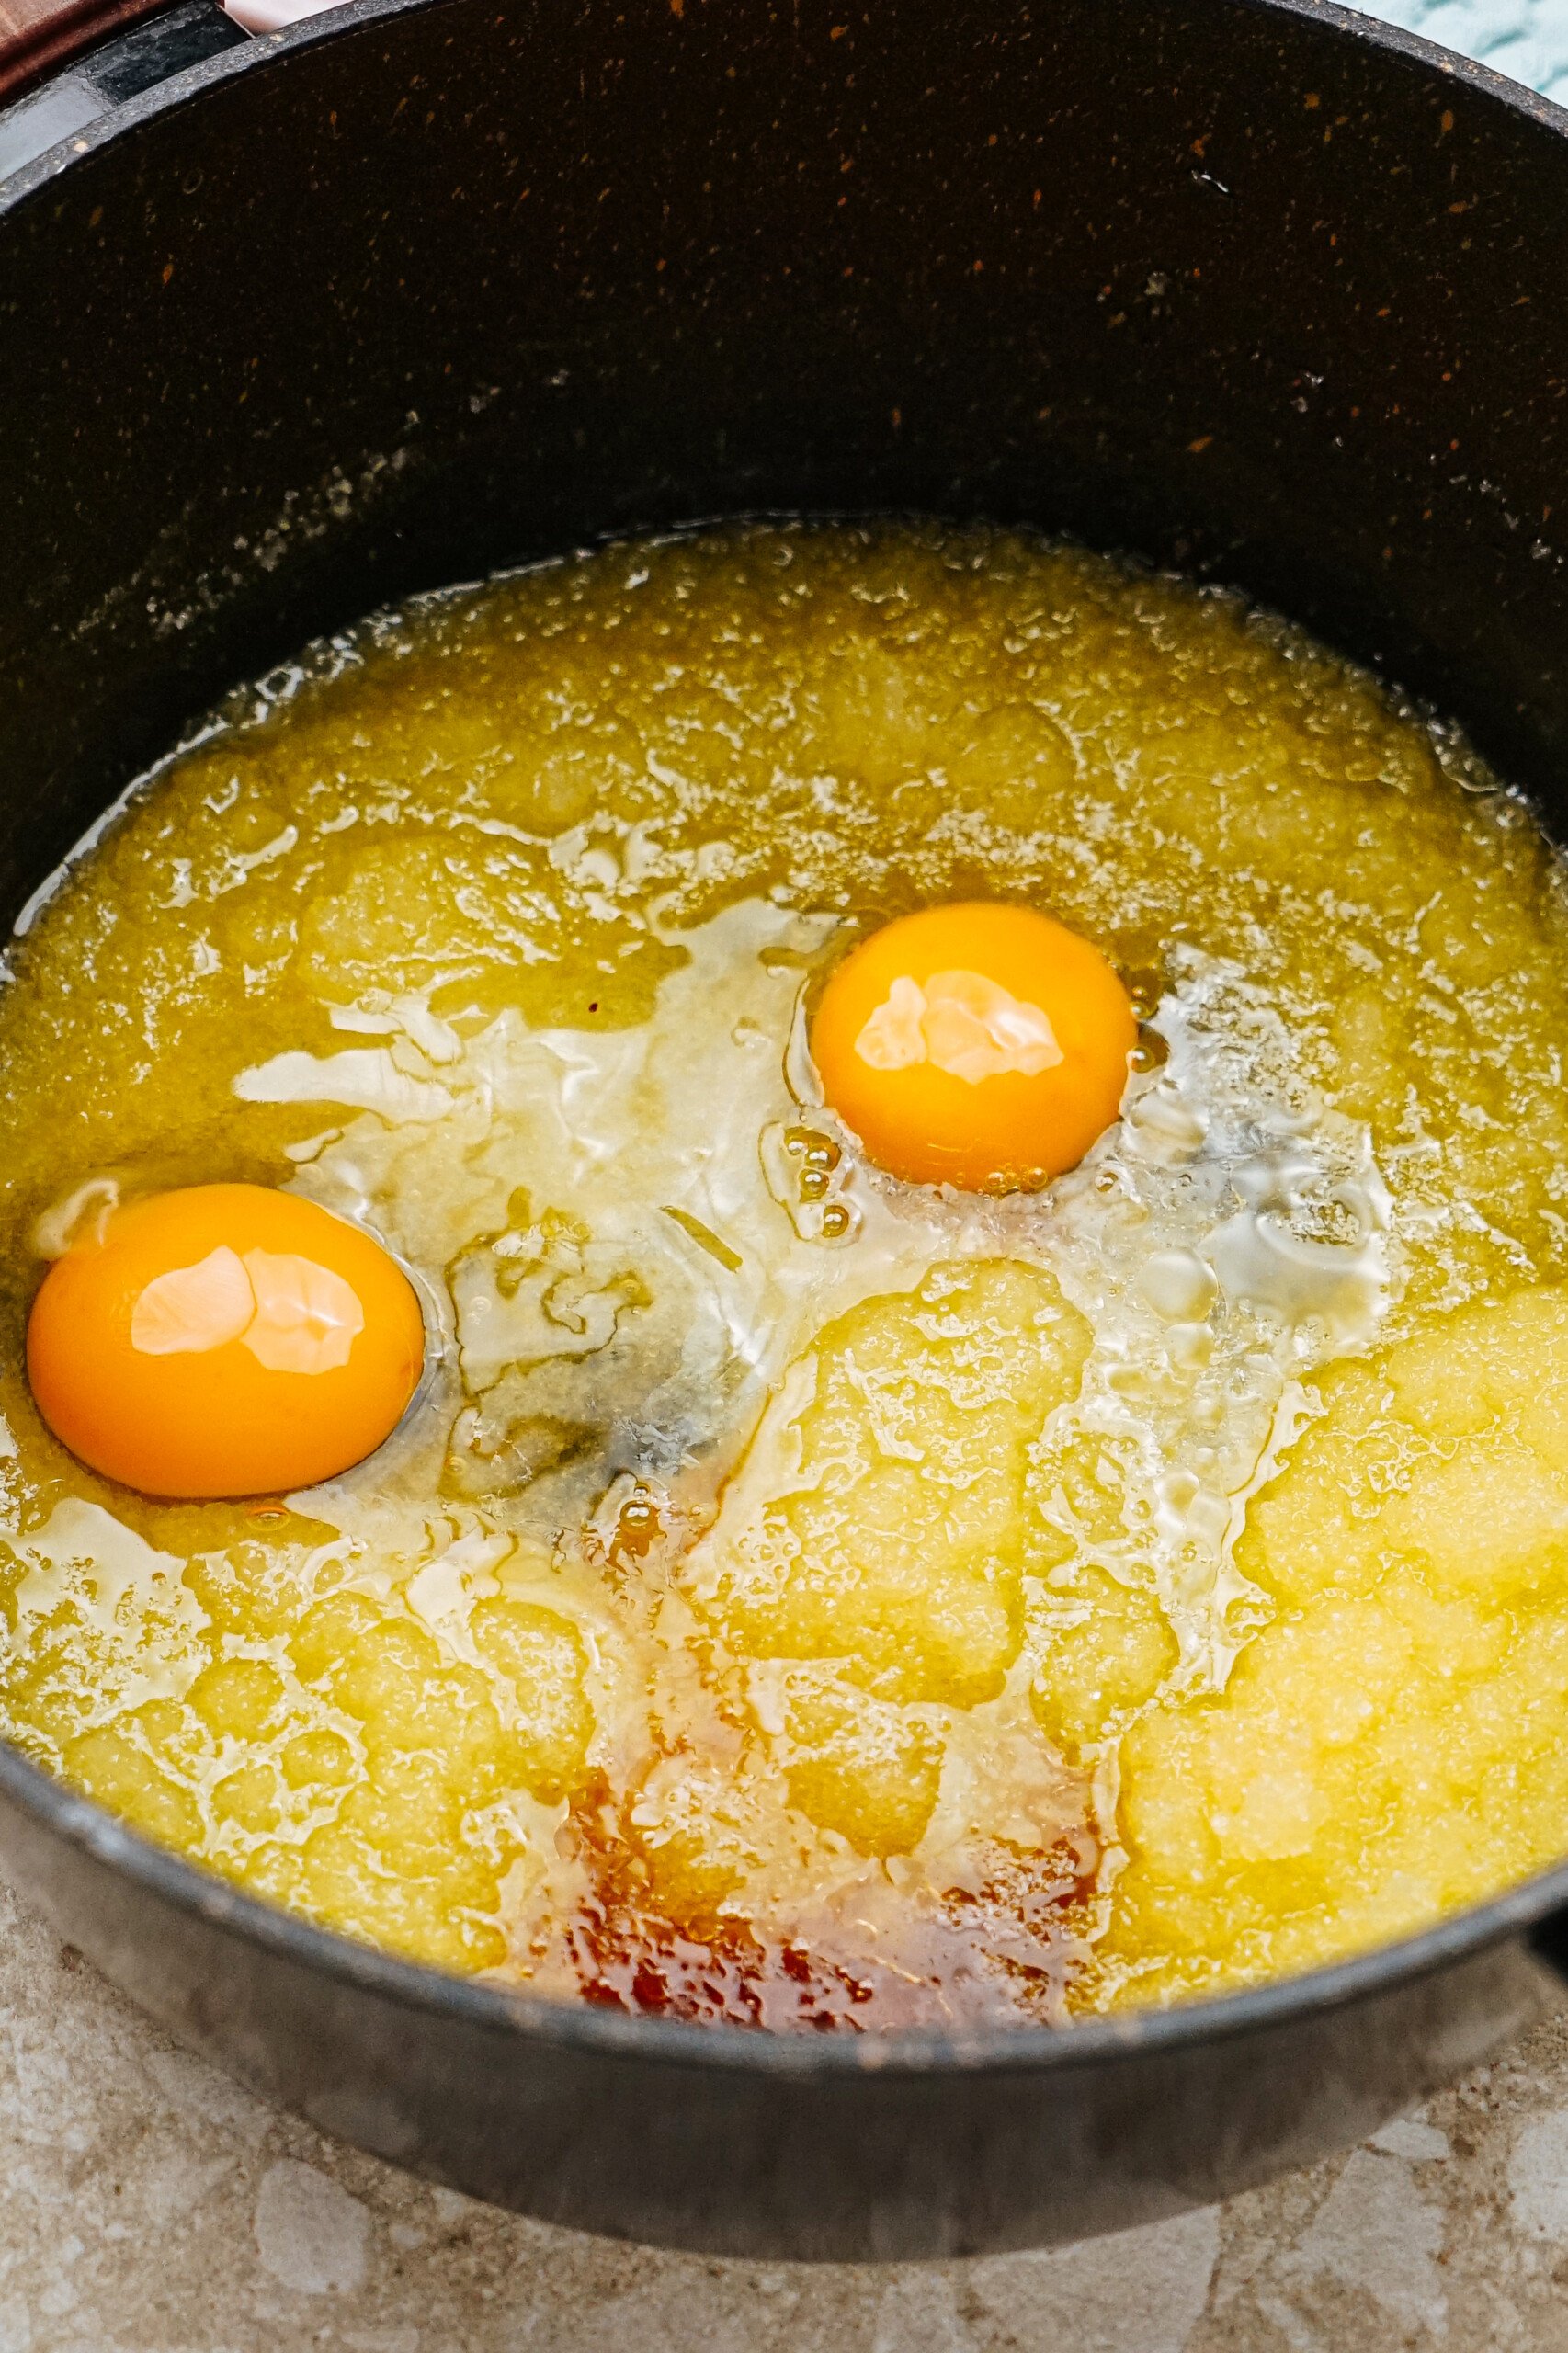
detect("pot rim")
[5,1731,1564,2075]
[6,0,1568,214]
[3,0,1567,2079]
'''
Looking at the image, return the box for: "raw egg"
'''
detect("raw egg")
[810,902,1137,1192]
[27,1184,425,1497]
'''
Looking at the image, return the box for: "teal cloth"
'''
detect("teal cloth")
[1360,0,1568,104]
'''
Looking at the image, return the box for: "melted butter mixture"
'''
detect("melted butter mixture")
[2,522,1568,2022]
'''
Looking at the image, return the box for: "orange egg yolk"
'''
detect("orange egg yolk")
[27,1184,426,1498]
[810,903,1137,1193]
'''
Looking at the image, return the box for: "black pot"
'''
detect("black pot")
[3,0,1568,2264]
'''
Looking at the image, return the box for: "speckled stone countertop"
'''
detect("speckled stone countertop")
[7,1,1568,2346]
[0,1873,1565,2353]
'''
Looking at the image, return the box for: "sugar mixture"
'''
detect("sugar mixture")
[0,523,1564,2022]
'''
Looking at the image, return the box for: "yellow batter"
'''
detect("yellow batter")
[0,521,1564,2021]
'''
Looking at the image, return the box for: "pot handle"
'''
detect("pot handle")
[0,0,246,177]
[0,0,345,107]
[0,0,167,102]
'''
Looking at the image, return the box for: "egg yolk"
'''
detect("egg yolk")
[810,903,1136,1192]
[27,1184,425,1498]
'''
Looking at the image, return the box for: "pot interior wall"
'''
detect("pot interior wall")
[3,0,1568,931]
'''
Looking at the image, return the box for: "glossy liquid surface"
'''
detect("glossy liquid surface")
[2,523,1566,2019]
